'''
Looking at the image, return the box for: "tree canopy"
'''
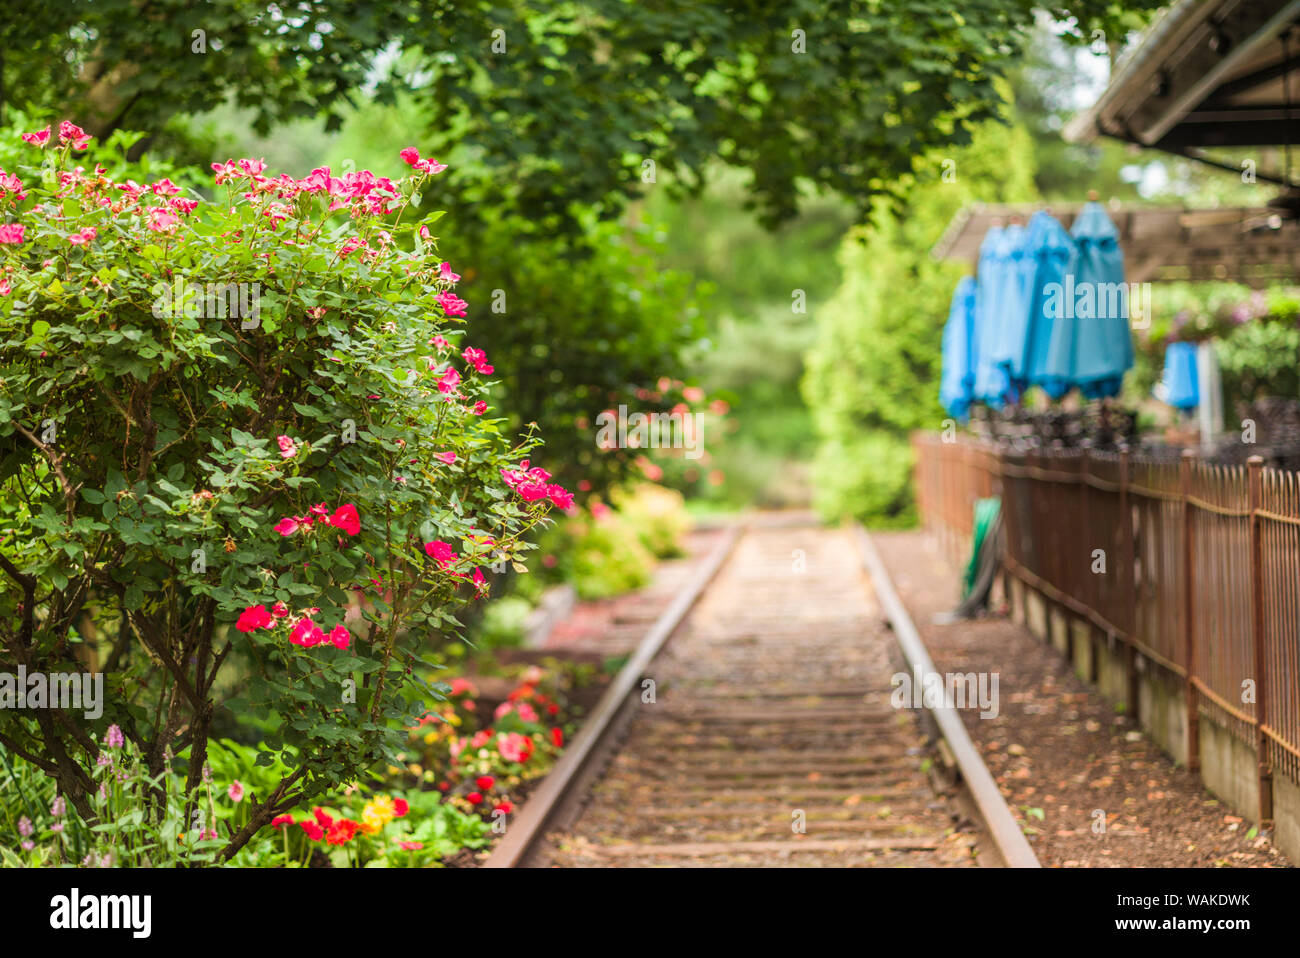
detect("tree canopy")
[3,0,1163,234]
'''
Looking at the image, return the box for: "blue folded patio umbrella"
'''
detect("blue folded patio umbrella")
[940,276,977,419]
[1161,341,1199,411]
[1043,201,1134,399]
[972,226,1010,407]
[1004,210,1075,399]
[990,223,1034,392]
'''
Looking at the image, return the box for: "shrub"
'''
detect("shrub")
[609,482,689,558]
[0,123,571,860]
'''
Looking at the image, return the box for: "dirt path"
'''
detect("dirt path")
[531,523,978,867]
[872,530,1290,868]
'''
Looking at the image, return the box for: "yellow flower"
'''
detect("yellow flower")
[362,794,397,831]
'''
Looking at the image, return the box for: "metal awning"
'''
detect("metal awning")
[931,202,1300,285]
[1064,0,1300,184]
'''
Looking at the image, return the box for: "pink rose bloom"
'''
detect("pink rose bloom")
[473,401,487,415]
[328,503,361,536]
[547,484,574,509]
[146,207,179,233]
[328,625,351,650]
[516,480,549,502]
[289,618,325,647]
[236,605,274,633]
[439,262,461,283]
[58,121,90,150]
[228,781,244,803]
[276,435,297,459]
[0,223,26,244]
[435,452,456,465]
[21,127,50,147]
[424,540,458,569]
[436,291,468,317]
[437,367,461,395]
[274,517,303,537]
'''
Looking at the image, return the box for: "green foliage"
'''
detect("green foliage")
[609,483,690,559]
[646,170,856,508]
[0,126,563,861]
[803,116,1038,525]
[4,0,1163,237]
[477,596,534,649]
[1,733,226,867]
[450,214,707,496]
[1216,322,1300,409]
[543,505,656,600]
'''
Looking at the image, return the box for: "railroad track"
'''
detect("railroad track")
[484,517,1039,868]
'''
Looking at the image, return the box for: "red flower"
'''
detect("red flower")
[290,618,325,647]
[424,540,458,569]
[551,727,564,748]
[271,815,294,829]
[393,798,409,818]
[329,503,361,536]
[547,703,560,716]
[326,819,359,845]
[466,792,483,806]
[328,625,351,650]
[398,841,423,851]
[514,480,547,502]
[271,602,289,618]
[299,821,324,841]
[475,776,494,791]
[312,807,334,829]
[236,605,273,633]
[493,801,514,815]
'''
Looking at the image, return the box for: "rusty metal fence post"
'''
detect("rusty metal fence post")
[1248,455,1273,823]
[1119,448,1139,720]
[1180,449,1200,772]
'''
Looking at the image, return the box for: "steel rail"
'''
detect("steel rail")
[854,525,1042,869]
[481,520,745,867]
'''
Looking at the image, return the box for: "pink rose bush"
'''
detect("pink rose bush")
[0,123,572,861]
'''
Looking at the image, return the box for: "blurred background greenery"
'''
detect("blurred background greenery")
[3,1,1292,548]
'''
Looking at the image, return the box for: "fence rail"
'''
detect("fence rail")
[913,433,1300,823]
